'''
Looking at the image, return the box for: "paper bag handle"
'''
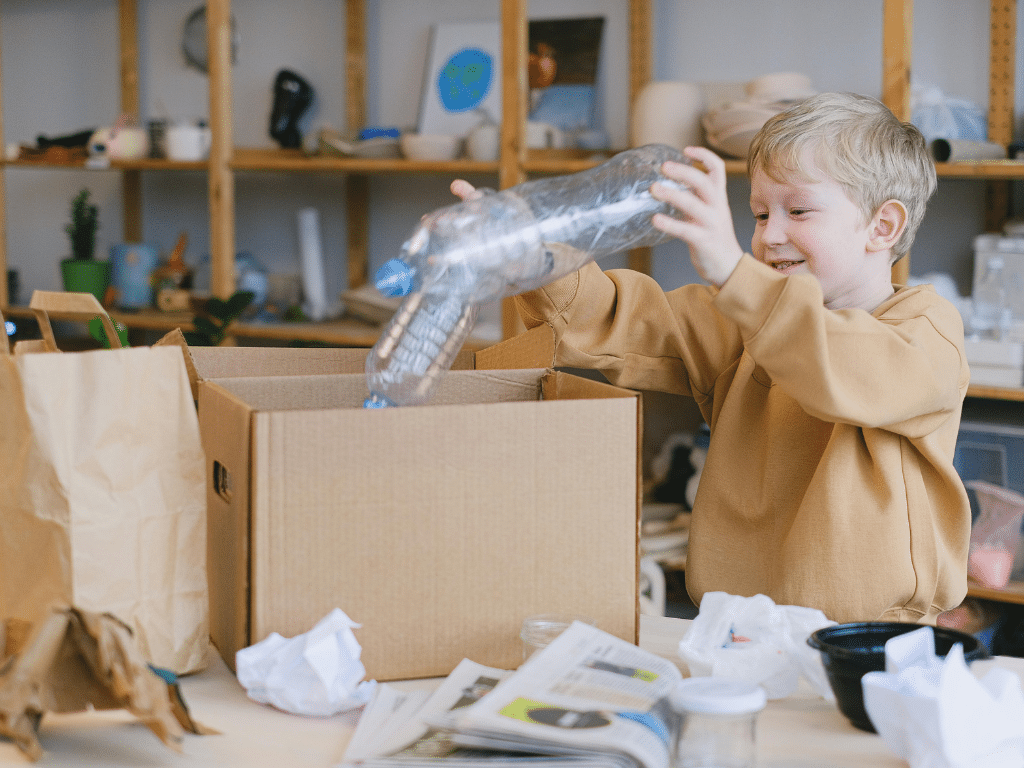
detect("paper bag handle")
[28,290,124,351]
[0,304,8,355]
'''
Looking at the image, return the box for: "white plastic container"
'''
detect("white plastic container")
[670,677,766,768]
[973,234,1024,323]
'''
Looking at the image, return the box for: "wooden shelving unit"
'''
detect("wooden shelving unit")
[0,0,652,346]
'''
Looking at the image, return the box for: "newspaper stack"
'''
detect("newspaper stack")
[339,621,682,768]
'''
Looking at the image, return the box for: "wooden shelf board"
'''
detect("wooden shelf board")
[14,152,1023,182]
[3,158,208,171]
[935,161,1024,179]
[230,147,500,174]
[2,303,496,350]
[966,384,1024,401]
[967,580,1024,605]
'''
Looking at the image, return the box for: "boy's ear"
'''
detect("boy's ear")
[867,199,908,252]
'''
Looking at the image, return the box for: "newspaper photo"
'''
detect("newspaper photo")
[339,622,681,768]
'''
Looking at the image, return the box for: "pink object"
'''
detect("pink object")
[966,481,1024,589]
[969,544,1015,589]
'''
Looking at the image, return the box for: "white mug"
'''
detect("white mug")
[467,122,500,161]
[166,123,212,161]
[526,121,565,150]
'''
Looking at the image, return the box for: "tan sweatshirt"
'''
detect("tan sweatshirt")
[516,255,971,624]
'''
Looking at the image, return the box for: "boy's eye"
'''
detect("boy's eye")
[789,208,810,217]
[753,212,769,222]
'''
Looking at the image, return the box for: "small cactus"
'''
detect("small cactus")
[65,189,99,260]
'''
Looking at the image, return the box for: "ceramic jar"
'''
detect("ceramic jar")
[630,81,705,151]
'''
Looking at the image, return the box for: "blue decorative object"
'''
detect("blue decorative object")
[437,48,493,113]
[110,243,159,309]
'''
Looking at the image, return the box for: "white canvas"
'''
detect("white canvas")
[417,22,502,138]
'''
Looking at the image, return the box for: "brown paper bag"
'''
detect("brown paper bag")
[0,292,208,674]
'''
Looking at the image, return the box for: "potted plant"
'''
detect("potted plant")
[60,188,110,302]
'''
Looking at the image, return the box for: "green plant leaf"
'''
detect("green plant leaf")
[205,297,229,319]
[193,316,222,336]
[87,315,129,348]
[224,290,255,317]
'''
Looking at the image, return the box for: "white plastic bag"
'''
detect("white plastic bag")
[911,82,987,144]
[677,592,836,700]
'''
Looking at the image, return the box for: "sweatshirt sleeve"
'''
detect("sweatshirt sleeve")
[715,254,969,435]
[515,262,745,396]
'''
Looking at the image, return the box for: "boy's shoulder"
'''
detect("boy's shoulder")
[881,283,965,334]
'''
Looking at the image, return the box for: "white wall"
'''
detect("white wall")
[1,0,1019,311]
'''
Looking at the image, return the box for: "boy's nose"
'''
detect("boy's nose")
[760,215,788,246]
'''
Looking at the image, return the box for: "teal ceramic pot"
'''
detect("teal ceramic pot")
[110,243,159,308]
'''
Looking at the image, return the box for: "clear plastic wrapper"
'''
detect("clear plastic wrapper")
[365,143,687,408]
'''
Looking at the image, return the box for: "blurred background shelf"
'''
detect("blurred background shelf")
[967,581,1024,606]
[1,303,495,349]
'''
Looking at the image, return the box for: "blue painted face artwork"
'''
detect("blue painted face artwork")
[437,48,493,112]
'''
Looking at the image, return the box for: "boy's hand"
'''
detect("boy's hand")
[450,179,484,201]
[650,146,744,287]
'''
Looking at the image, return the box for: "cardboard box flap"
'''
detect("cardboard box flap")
[475,325,556,371]
[153,329,201,398]
[541,370,637,401]
[209,369,547,412]
[173,340,483,401]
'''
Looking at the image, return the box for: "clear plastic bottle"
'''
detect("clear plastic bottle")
[972,254,1012,341]
[364,143,688,408]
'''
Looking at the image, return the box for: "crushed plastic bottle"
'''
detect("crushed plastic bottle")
[364,143,689,408]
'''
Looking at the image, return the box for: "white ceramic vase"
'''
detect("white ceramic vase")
[630,81,705,151]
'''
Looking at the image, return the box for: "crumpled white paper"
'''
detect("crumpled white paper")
[863,626,1024,768]
[236,608,377,717]
[677,592,836,699]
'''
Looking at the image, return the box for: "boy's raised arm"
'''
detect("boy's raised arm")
[650,146,744,288]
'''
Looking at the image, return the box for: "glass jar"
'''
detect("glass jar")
[519,614,596,661]
[670,677,766,768]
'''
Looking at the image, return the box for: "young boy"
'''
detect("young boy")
[456,92,971,624]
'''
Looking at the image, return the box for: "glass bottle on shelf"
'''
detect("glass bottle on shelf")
[972,255,1012,341]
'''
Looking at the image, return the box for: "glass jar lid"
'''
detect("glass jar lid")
[671,677,767,715]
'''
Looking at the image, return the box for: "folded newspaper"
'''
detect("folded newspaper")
[339,621,681,768]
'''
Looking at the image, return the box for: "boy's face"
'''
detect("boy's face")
[748,150,895,312]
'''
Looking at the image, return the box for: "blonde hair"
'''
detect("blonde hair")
[747,92,936,261]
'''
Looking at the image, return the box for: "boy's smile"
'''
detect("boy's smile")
[748,151,898,313]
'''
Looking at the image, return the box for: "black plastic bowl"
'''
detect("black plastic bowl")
[807,621,990,732]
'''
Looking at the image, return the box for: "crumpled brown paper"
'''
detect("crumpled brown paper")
[0,606,214,761]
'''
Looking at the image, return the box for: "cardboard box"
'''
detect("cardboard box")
[196,331,641,681]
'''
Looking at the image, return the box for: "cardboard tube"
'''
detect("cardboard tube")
[932,139,1006,162]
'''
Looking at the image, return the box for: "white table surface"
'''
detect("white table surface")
[0,614,1017,766]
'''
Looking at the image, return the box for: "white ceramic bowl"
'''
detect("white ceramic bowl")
[400,132,462,161]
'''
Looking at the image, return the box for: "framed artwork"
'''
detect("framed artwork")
[527,17,605,143]
[417,22,502,137]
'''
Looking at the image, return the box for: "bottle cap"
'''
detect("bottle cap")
[374,258,415,297]
[671,677,767,715]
